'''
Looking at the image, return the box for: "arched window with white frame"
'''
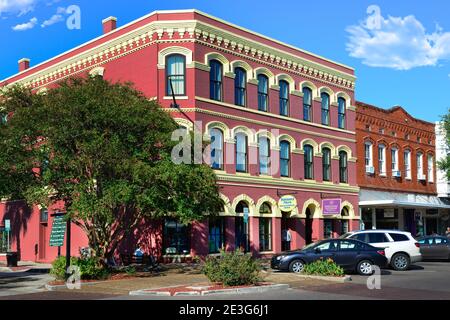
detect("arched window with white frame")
[258,74,269,112]
[210,59,223,101]
[391,147,399,174]
[338,97,346,129]
[417,152,424,180]
[428,154,434,182]
[235,133,248,173]
[210,128,224,170]
[321,92,330,126]
[365,141,374,174]
[234,67,247,107]
[378,144,386,176]
[259,136,270,175]
[404,150,412,179]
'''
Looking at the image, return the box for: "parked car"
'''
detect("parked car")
[341,230,421,271]
[417,236,450,260]
[271,239,387,276]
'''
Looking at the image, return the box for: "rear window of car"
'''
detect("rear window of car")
[367,233,389,243]
[389,233,409,242]
[339,240,358,250]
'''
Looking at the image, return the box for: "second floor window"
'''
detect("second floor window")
[428,154,434,182]
[236,133,248,173]
[279,80,289,116]
[338,97,346,129]
[365,142,373,167]
[303,87,312,122]
[404,150,411,179]
[321,92,330,126]
[259,137,270,175]
[322,147,331,182]
[304,145,314,180]
[378,144,386,175]
[339,151,348,183]
[210,60,223,101]
[166,54,186,96]
[280,141,290,177]
[417,152,424,178]
[234,67,246,106]
[391,148,399,172]
[210,128,223,170]
[258,74,269,112]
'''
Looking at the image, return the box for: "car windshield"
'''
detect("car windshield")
[301,241,325,251]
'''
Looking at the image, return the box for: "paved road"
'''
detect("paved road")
[1,261,449,300]
[0,271,53,297]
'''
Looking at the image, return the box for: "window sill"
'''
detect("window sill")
[163,96,189,100]
[236,172,251,177]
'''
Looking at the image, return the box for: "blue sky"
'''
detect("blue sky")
[1,0,449,122]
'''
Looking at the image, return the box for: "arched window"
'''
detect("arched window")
[339,151,348,183]
[304,145,314,180]
[404,150,411,179]
[235,201,250,252]
[210,128,223,170]
[322,147,331,182]
[417,152,424,180]
[259,136,270,175]
[259,203,272,252]
[258,74,269,112]
[280,141,291,177]
[234,67,247,107]
[236,133,248,173]
[428,154,434,182]
[321,92,330,126]
[166,54,186,96]
[279,80,289,116]
[378,144,386,175]
[341,208,349,234]
[210,60,223,101]
[365,141,373,173]
[391,147,399,173]
[338,97,346,129]
[303,87,312,122]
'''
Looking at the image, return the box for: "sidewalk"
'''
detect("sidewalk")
[0,261,52,273]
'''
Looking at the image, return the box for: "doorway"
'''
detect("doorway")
[38,223,47,261]
[305,208,313,245]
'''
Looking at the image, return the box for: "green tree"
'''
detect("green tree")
[0,77,223,264]
[439,113,450,179]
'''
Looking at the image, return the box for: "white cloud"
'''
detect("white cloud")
[12,16,37,31]
[0,0,38,16]
[41,13,62,27]
[346,12,450,70]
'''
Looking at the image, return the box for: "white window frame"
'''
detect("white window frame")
[391,148,399,172]
[404,150,411,180]
[378,144,386,176]
[428,154,434,183]
[417,152,424,180]
[365,142,373,167]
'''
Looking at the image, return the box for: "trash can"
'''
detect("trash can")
[6,252,18,267]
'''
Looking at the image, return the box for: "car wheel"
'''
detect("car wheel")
[289,260,305,273]
[356,260,374,276]
[391,253,410,271]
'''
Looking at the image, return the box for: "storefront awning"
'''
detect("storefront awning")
[359,189,450,209]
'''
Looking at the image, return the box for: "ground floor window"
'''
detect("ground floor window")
[324,219,333,239]
[341,220,349,234]
[209,217,225,253]
[375,209,399,229]
[163,219,190,255]
[259,218,272,252]
[235,217,250,252]
[361,208,373,230]
[0,227,10,253]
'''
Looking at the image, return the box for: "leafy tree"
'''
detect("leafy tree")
[0,77,223,264]
[438,113,450,179]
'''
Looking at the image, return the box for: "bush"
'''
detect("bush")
[303,258,344,277]
[50,256,110,281]
[202,250,261,286]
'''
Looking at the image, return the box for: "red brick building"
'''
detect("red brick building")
[356,101,450,236]
[0,10,360,263]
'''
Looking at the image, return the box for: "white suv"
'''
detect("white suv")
[341,230,422,271]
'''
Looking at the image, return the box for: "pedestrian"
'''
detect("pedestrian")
[282,228,292,251]
[445,227,450,238]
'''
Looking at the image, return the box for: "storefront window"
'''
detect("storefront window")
[375,209,399,230]
[323,219,333,239]
[0,227,10,253]
[259,203,272,252]
[235,201,250,252]
[361,207,373,230]
[209,217,225,253]
[163,219,190,255]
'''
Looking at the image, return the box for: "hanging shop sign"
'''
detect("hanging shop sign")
[322,199,342,215]
[278,195,297,212]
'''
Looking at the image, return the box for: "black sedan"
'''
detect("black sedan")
[271,239,388,276]
[417,236,450,260]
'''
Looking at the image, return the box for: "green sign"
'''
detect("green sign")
[49,215,66,247]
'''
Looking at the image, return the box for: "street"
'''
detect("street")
[0,261,449,300]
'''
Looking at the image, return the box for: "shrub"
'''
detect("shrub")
[202,250,262,286]
[303,258,345,277]
[50,256,110,280]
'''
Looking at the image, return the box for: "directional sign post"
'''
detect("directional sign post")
[49,215,66,247]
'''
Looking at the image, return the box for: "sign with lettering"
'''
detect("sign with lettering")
[49,215,66,247]
[322,199,341,215]
[278,195,297,212]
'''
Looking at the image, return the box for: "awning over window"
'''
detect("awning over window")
[359,189,450,209]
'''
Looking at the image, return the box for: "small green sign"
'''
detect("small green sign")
[49,215,66,247]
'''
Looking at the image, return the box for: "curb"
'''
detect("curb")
[129,283,290,297]
[294,274,352,283]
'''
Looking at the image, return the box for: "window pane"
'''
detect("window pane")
[163,219,190,254]
[258,75,269,112]
[303,87,312,121]
[234,67,246,106]
[167,55,185,96]
[210,128,223,170]
[279,81,289,116]
[339,151,348,183]
[338,97,346,129]
[322,148,331,181]
[321,93,330,125]
[280,141,290,177]
[259,137,270,175]
[209,217,225,253]
[210,60,222,101]
[304,145,314,179]
[236,134,247,172]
